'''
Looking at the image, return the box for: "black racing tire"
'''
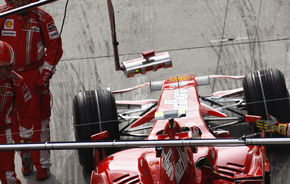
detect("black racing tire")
[73,89,120,171]
[244,69,290,183]
[243,68,290,123]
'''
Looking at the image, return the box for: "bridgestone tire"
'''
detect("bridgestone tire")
[73,90,119,171]
[243,68,290,123]
[243,69,290,183]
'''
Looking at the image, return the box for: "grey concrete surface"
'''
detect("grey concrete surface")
[4,0,290,183]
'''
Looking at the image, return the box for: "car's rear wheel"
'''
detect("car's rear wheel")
[243,68,290,122]
[73,89,120,171]
[243,68,290,184]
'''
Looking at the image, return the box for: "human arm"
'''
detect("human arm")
[15,80,40,125]
[37,10,63,87]
[255,115,290,136]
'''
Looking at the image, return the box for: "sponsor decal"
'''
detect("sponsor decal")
[22,86,31,102]
[164,88,189,114]
[47,21,57,31]
[30,26,40,32]
[1,30,16,37]
[4,19,14,29]
[22,23,40,32]
[175,147,188,183]
[49,30,59,40]
[162,147,189,183]
[167,75,194,82]
[0,87,6,94]
[162,149,174,181]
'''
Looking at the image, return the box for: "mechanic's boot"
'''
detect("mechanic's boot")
[21,152,34,176]
[36,168,50,181]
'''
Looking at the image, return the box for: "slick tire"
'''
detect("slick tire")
[243,68,290,184]
[73,89,120,171]
[243,68,290,123]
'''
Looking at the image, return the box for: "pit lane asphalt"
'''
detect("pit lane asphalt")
[12,0,290,183]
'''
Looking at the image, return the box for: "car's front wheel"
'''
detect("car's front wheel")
[73,89,120,171]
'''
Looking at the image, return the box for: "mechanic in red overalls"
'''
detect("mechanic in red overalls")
[0,0,63,181]
[0,41,39,184]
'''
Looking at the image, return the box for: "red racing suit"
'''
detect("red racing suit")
[0,4,63,170]
[0,71,38,184]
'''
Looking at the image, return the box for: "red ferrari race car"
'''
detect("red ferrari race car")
[1,1,290,184]
[73,50,290,184]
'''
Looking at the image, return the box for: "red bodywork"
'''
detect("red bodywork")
[91,74,268,184]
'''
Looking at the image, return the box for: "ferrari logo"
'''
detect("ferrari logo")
[0,87,6,94]
[24,22,30,29]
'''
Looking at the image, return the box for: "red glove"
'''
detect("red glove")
[36,68,52,87]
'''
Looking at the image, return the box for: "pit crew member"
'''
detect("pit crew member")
[0,0,63,180]
[0,41,39,184]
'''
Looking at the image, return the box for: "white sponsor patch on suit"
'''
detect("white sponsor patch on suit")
[4,19,14,29]
[1,30,16,37]
[46,21,57,31]
[30,26,40,32]
[48,30,59,40]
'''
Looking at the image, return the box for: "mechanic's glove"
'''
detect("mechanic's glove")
[255,115,277,132]
[256,115,289,136]
[36,68,52,87]
[264,114,278,126]
[255,120,275,133]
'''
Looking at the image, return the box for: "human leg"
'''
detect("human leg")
[31,90,51,180]
[0,129,21,184]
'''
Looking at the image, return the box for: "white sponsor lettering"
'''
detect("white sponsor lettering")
[2,30,16,37]
[46,21,57,31]
[49,30,59,40]
[175,147,188,183]
[30,26,40,32]
[162,149,174,181]
[164,88,189,115]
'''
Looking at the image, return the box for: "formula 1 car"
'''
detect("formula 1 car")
[1,1,290,184]
[72,49,290,183]
[72,1,290,183]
